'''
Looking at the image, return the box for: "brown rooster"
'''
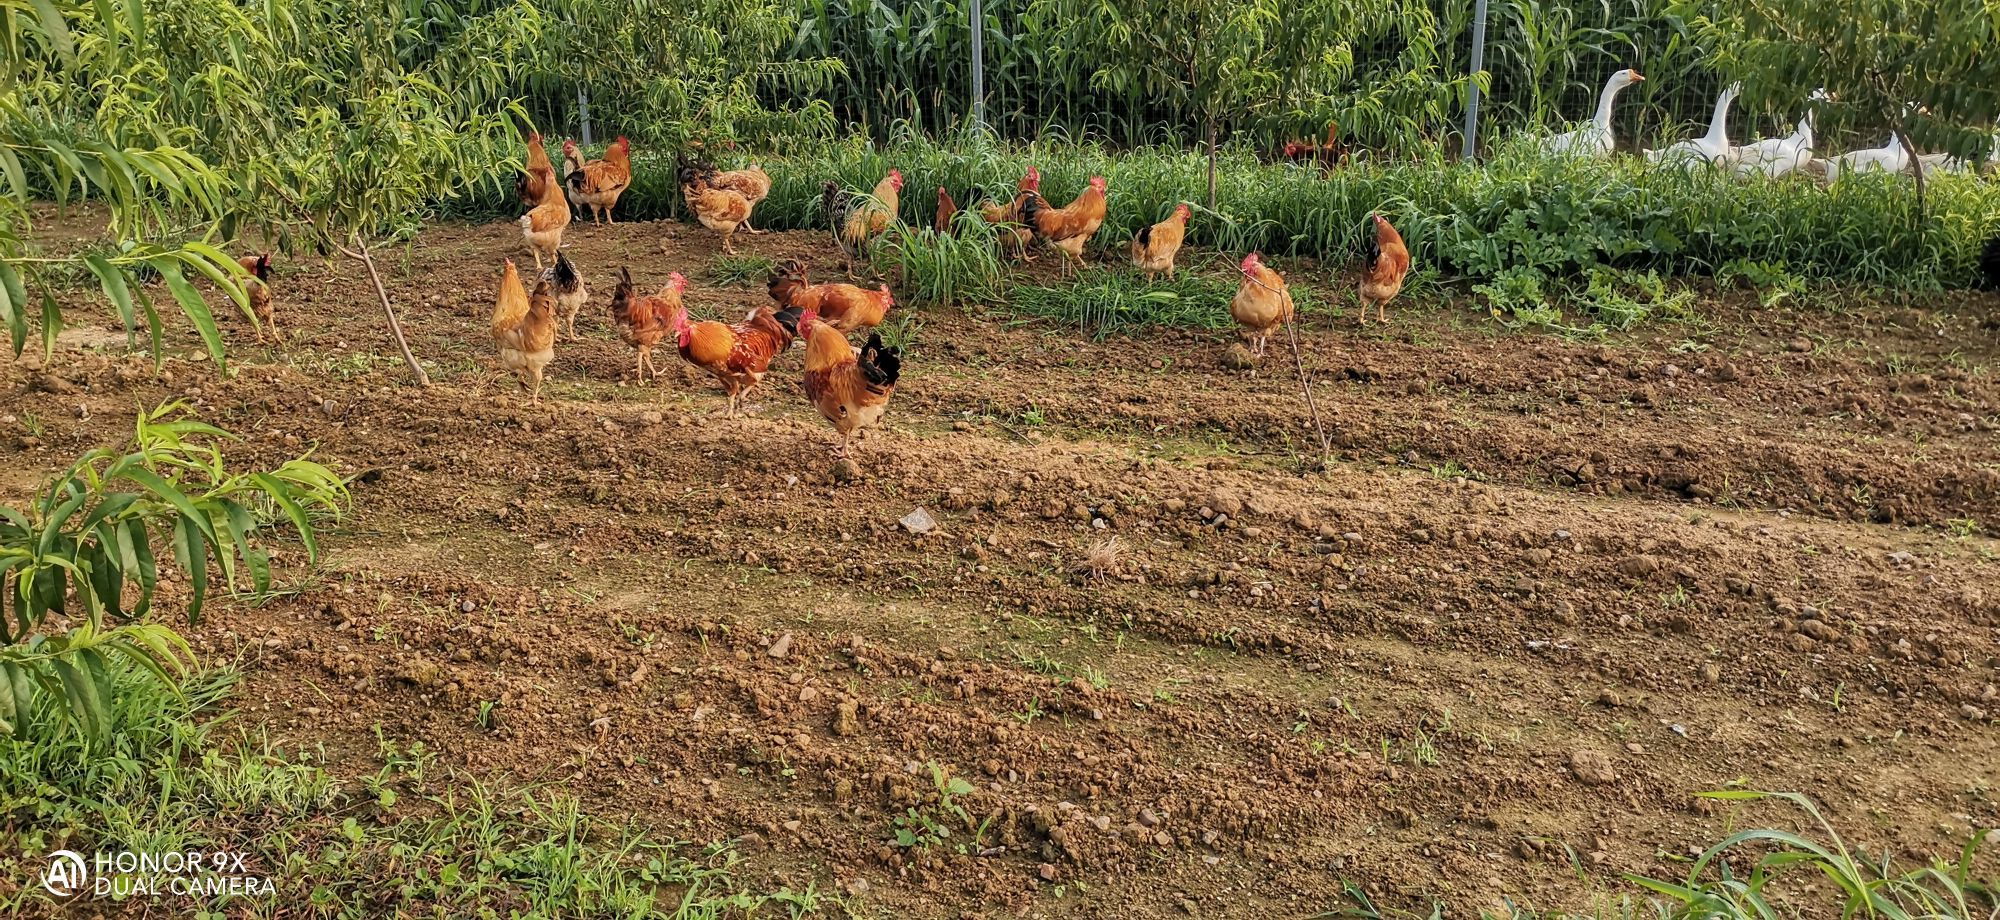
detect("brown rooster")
[493,260,558,401]
[1358,213,1410,326]
[800,308,902,459]
[515,131,553,208]
[1020,175,1109,277]
[237,253,276,342]
[935,186,960,234]
[767,261,894,333]
[670,298,800,416]
[610,267,681,383]
[564,137,633,225]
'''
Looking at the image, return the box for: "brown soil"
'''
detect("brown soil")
[5,210,1998,918]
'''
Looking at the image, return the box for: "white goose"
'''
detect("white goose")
[1648,83,1741,168]
[1546,69,1645,158]
[1822,135,1909,182]
[1734,88,1829,178]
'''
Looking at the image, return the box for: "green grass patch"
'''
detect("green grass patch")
[1003,266,1323,338]
[445,127,2000,290]
[0,661,834,918]
[708,253,776,288]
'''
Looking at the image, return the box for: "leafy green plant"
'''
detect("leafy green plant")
[890,761,977,849]
[1475,266,1557,326]
[1571,267,1696,330]
[0,402,346,741]
[1717,258,1808,307]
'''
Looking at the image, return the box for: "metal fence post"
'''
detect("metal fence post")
[1461,0,1490,160]
[969,0,986,127]
[578,88,594,146]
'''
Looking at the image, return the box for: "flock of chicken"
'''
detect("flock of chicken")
[1548,70,1993,180]
[494,132,1413,459]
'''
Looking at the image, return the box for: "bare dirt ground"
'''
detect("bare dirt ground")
[5,209,1999,918]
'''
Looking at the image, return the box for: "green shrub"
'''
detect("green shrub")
[0,403,345,742]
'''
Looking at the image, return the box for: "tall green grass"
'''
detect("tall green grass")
[450,128,2000,290]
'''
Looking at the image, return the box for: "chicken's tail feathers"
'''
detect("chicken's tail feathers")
[820,182,847,229]
[1018,192,1047,238]
[859,333,901,387]
[552,252,579,289]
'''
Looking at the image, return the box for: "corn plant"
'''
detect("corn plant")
[0,403,347,742]
[1625,790,1996,920]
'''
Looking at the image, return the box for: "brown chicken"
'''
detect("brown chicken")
[934,186,959,234]
[767,261,894,333]
[516,132,554,208]
[610,267,681,383]
[236,253,276,342]
[564,136,633,225]
[682,178,753,255]
[826,169,903,276]
[1021,175,1109,276]
[544,252,588,340]
[799,308,902,459]
[518,165,570,271]
[1129,203,1190,282]
[1229,252,1295,359]
[1358,213,1411,326]
[980,167,1039,259]
[670,297,799,416]
[493,260,558,401]
[1280,121,1350,170]
[705,164,772,233]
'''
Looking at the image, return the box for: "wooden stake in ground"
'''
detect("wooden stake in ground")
[1281,315,1332,468]
[339,233,430,388]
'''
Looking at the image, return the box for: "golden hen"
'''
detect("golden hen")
[1129,203,1190,282]
[1229,252,1294,359]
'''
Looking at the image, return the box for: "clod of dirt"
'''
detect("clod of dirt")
[1788,337,1815,353]
[1798,619,1841,643]
[1038,863,1059,882]
[833,700,860,736]
[1613,555,1660,577]
[767,633,794,658]
[1208,489,1244,518]
[1569,750,1617,786]
[832,458,862,482]
[899,508,938,535]
[1221,345,1256,370]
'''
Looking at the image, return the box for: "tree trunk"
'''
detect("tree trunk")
[345,234,431,388]
[1895,128,1927,237]
[1205,115,1219,211]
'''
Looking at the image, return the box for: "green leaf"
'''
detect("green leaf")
[154,259,227,369]
[0,660,26,736]
[51,653,108,742]
[84,254,140,349]
[39,288,63,361]
[26,0,75,64]
[170,514,209,622]
[0,259,27,357]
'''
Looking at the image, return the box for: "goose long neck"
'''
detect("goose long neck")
[1704,89,1735,142]
[1592,78,1626,127]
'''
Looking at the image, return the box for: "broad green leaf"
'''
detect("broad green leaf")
[154,260,227,368]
